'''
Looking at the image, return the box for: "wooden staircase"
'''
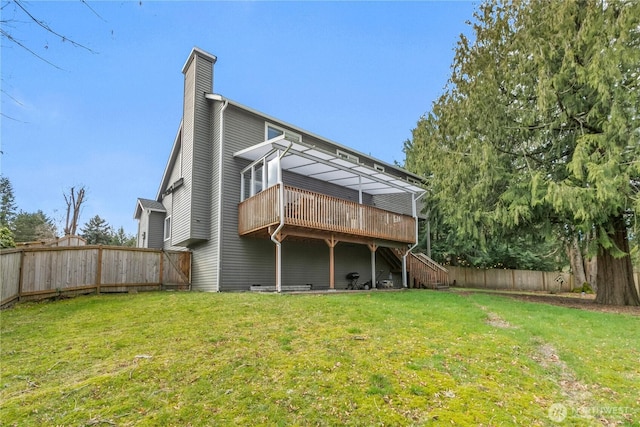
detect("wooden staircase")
[387,249,449,290]
[378,247,403,273]
[409,252,449,290]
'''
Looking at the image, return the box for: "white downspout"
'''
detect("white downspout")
[403,191,426,288]
[215,99,229,292]
[269,145,291,293]
[270,182,285,293]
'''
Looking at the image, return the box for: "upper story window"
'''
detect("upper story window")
[164,216,172,241]
[336,149,359,164]
[240,155,281,201]
[266,123,301,142]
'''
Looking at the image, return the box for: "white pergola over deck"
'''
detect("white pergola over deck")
[234,135,426,292]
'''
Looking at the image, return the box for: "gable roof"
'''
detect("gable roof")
[134,198,167,219]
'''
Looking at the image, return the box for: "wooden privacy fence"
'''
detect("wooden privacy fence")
[1,246,191,307]
[448,266,640,294]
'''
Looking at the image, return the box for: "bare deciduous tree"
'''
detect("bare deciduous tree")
[63,186,86,236]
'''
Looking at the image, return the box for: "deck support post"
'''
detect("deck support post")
[368,243,378,289]
[325,235,338,289]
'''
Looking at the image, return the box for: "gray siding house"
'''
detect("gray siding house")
[135,47,431,292]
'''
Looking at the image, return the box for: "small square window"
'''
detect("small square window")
[164,216,171,241]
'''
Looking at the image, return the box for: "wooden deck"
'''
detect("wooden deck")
[238,184,416,245]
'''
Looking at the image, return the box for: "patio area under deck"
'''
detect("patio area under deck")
[234,136,426,292]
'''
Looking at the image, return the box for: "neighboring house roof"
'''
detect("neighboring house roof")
[134,198,167,219]
[16,235,87,248]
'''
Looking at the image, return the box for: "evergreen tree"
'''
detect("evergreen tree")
[109,226,136,247]
[80,215,112,245]
[0,177,17,228]
[405,0,640,305]
[12,210,57,242]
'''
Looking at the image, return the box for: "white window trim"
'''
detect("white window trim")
[374,164,385,172]
[336,149,359,164]
[265,123,301,142]
[164,216,171,241]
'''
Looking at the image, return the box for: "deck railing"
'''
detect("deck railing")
[407,252,449,288]
[388,248,449,288]
[238,184,416,244]
[238,185,281,235]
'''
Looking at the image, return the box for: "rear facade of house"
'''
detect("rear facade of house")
[135,48,427,292]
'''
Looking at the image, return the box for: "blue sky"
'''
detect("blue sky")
[1,1,477,236]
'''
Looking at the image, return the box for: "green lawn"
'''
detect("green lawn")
[1,291,638,426]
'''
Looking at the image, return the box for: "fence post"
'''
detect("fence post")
[159,251,164,286]
[17,249,25,301]
[96,246,103,295]
[569,273,574,291]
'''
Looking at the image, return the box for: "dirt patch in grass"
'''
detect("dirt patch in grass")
[532,343,592,405]
[504,293,640,316]
[485,311,514,329]
[530,342,628,426]
[456,289,640,316]
[474,304,515,328]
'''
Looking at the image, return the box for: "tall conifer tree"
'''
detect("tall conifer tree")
[406,0,640,305]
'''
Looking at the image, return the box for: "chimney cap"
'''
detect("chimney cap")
[182,47,217,74]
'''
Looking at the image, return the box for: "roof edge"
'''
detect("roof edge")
[134,198,166,219]
[205,93,425,183]
[156,120,184,201]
